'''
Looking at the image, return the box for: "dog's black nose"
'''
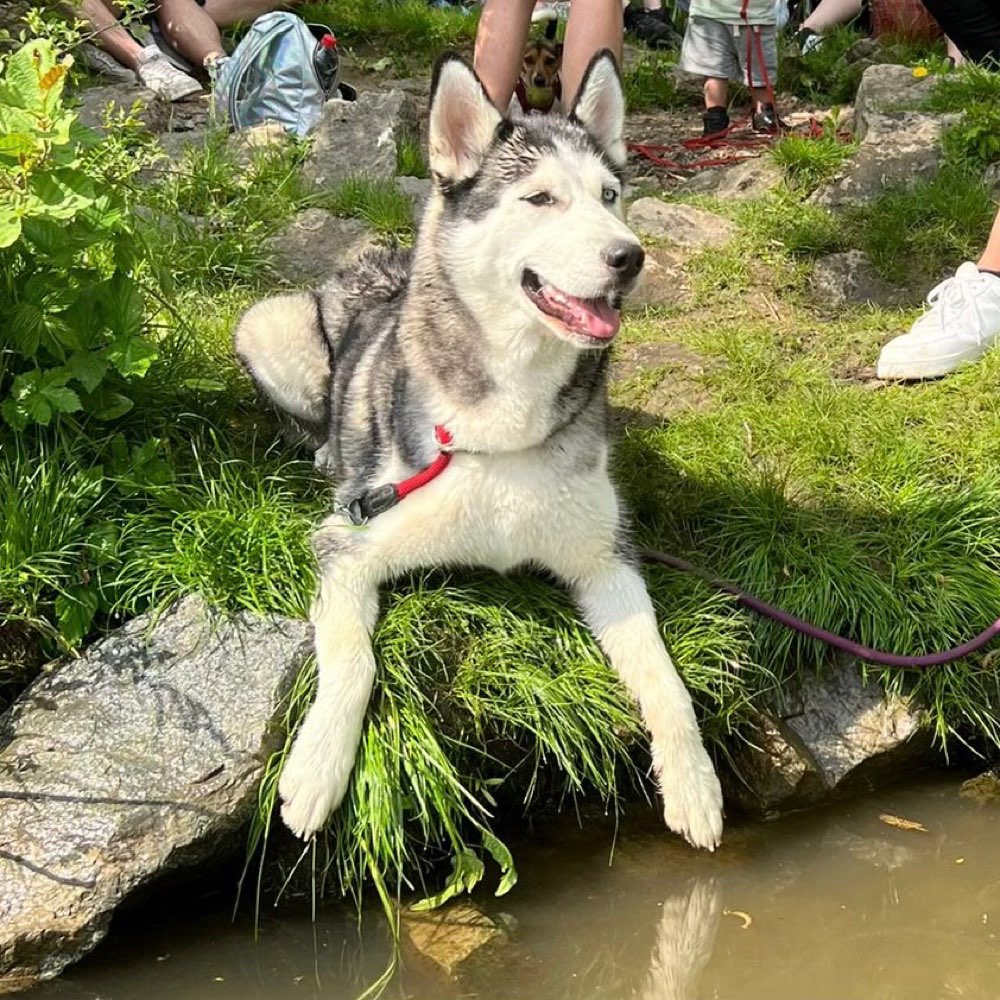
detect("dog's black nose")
[603,242,645,282]
[533,74,547,86]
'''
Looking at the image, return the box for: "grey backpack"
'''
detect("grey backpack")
[214,11,355,138]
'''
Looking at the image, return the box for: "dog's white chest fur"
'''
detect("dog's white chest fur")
[373,444,617,576]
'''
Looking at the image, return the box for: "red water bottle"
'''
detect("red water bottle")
[314,33,339,95]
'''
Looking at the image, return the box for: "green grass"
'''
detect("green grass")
[396,136,429,178]
[843,165,995,285]
[323,176,415,239]
[770,131,858,194]
[300,0,478,61]
[925,60,1000,113]
[141,130,312,289]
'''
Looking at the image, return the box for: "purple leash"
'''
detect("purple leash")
[642,548,1000,669]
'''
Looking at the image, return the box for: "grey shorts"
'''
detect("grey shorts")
[680,16,778,89]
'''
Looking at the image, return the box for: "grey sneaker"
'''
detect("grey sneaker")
[78,42,137,84]
[136,44,202,101]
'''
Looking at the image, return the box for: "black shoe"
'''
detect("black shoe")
[752,103,779,133]
[624,6,680,49]
[702,105,730,136]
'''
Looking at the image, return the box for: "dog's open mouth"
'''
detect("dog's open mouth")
[521,269,621,343]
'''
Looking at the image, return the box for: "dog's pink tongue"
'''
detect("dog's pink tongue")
[544,287,620,339]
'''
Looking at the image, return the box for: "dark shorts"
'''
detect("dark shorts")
[920,0,1000,65]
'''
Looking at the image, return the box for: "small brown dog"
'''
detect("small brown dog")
[516,38,563,114]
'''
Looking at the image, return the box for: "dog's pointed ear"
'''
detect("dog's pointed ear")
[429,53,503,185]
[568,50,626,168]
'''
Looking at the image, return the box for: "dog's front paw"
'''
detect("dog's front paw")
[278,716,355,839]
[656,740,724,851]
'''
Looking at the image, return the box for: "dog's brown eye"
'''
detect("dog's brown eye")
[524,191,555,207]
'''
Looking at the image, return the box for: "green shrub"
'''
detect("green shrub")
[624,53,688,112]
[777,26,866,106]
[0,39,161,431]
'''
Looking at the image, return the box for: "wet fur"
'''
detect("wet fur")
[235,52,724,849]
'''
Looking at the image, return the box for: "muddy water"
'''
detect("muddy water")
[32,775,1000,1000]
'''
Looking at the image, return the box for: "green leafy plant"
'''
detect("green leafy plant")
[0,38,158,429]
[941,103,1000,172]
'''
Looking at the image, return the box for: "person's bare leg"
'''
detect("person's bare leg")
[801,0,862,32]
[976,205,1000,272]
[77,0,144,69]
[199,0,300,27]
[561,0,623,107]
[704,76,727,109]
[156,0,227,66]
[474,0,535,110]
[946,35,965,66]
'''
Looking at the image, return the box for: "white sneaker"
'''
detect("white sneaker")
[877,262,1000,380]
[135,45,202,101]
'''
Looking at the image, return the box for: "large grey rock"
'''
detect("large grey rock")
[303,90,418,189]
[680,157,784,201]
[811,111,950,209]
[73,83,170,134]
[626,199,737,248]
[266,208,379,285]
[809,249,908,308]
[0,597,311,990]
[727,663,932,817]
[855,63,933,141]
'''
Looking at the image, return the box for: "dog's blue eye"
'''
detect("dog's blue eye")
[524,191,554,207]
[602,187,619,205]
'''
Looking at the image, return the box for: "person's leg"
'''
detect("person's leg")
[919,0,1000,65]
[77,0,144,69]
[561,0,623,107]
[800,0,862,32]
[704,76,727,109]
[474,0,535,110]
[156,0,227,67]
[977,206,1000,272]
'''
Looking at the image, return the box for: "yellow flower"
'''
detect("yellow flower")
[913,66,929,79]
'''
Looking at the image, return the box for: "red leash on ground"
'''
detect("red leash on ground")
[629,5,850,173]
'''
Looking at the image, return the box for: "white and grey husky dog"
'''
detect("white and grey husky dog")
[235,51,724,849]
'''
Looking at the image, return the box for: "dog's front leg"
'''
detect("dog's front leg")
[570,559,724,850]
[278,531,380,839]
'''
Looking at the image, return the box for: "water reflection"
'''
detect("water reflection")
[30,775,1000,1000]
[637,881,721,1000]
